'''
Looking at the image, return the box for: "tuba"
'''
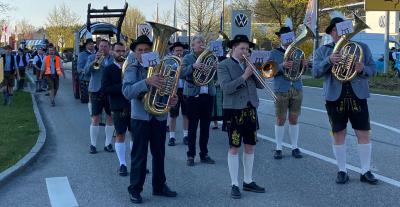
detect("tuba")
[283,25,314,81]
[331,13,369,82]
[143,21,182,115]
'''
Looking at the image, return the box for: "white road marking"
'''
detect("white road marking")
[303,86,400,99]
[46,177,79,207]
[260,98,400,134]
[257,133,400,188]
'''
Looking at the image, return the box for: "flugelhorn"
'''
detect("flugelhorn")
[242,54,278,102]
[93,51,105,70]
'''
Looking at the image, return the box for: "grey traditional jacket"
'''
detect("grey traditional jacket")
[217,57,264,109]
[312,42,376,101]
[179,52,216,97]
[122,61,167,121]
[84,54,114,93]
[268,47,302,93]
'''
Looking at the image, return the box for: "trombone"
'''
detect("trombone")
[242,54,278,103]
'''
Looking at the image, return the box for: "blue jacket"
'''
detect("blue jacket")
[84,54,113,93]
[77,50,93,81]
[268,47,302,93]
[312,42,376,101]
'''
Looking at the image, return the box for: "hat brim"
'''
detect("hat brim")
[275,32,281,36]
[325,24,335,34]
[227,39,255,49]
[169,43,189,51]
[131,42,153,51]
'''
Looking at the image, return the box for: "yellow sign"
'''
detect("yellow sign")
[365,0,400,11]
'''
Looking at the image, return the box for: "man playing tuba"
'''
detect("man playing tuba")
[313,16,378,185]
[122,35,178,204]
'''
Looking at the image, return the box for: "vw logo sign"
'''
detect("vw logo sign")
[234,13,248,28]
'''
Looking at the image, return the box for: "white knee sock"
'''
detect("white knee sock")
[243,152,254,184]
[90,125,100,147]
[105,125,114,146]
[169,131,175,139]
[275,125,285,150]
[227,153,239,186]
[115,142,126,166]
[333,144,347,172]
[183,130,188,137]
[289,124,299,149]
[357,143,372,174]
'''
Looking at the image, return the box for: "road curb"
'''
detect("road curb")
[0,73,47,187]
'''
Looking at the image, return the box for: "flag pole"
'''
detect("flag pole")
[313,0,319,54]
[188,0,191,47]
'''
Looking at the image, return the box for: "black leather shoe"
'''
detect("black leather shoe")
[119,165,128,176]
[104,144,115,152]
[336,171,349,184]
[129,192,142,203]
[187,157,194,166]
[153,184,177,197]
[231,185,241,199]
[89,145,97,154]
[273,150,283,159]
[183,136,189,145]
[200,156,216,164]
[292,148,303,159]
[168,138,176,146]
[360,171,378,185]
[243,182,266,193]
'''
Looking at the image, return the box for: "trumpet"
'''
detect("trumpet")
[242,54,278,102]
[93,51,105,70]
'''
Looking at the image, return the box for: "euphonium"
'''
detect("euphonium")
[332,13,369,82]
[242,54,278,102]
[143,21,182,115]
[283,25,314,81]
[193,46,218,86]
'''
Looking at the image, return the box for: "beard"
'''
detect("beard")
[115,55,125,63]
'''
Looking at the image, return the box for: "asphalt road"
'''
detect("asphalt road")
[0,68,399,207]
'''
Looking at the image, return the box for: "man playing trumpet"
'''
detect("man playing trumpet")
[84,39,114,154]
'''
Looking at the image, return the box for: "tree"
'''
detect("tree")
[45,3,81,49]
[153,10,173,25]
[122,7,146,40]
[16,19,35,39]
[179,0,223,40]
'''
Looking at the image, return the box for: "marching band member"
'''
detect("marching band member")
[15,48,29,90]
[123,35,178,204]
[40,46,64,106]
[268,26,306,159]
[168,41,189,146]
[84,39,114,154]
[32,47,45,92]
[180,34,216,166]
[101,42,130,176]
[313,16,378,185]
[77,38,95,102]
[218,35,266,199]
[1,45,17,105]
